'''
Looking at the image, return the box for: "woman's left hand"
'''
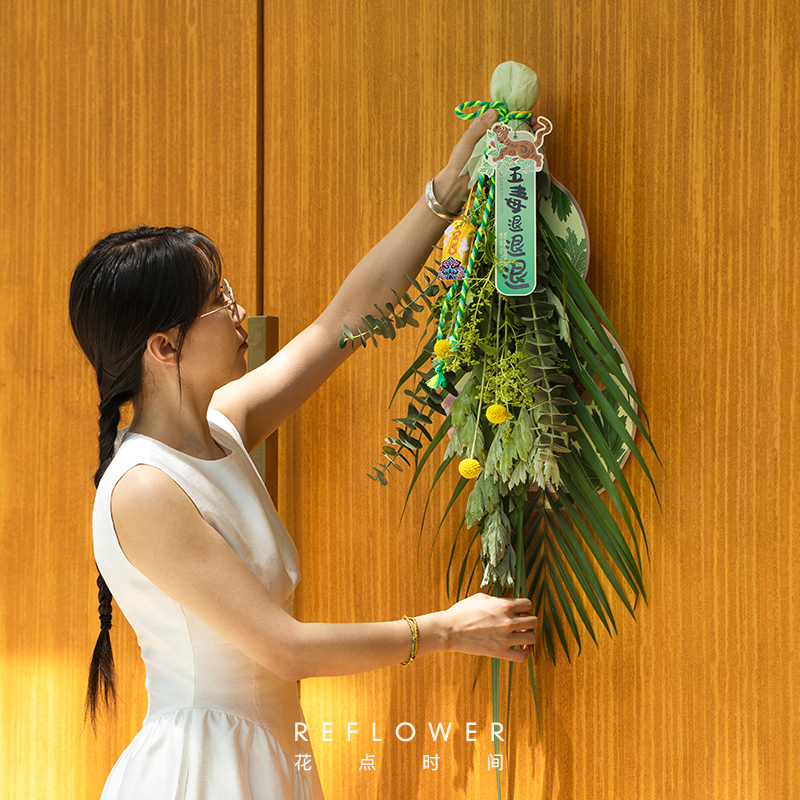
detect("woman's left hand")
[433,109,498,211]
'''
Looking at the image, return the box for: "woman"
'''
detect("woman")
[69,108,538,799]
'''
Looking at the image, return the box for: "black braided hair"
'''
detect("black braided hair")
[69,225,222,729]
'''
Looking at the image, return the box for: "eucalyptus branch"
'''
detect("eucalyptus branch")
[339,267,441,350]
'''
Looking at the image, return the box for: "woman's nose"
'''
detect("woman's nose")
[235,302,247,325]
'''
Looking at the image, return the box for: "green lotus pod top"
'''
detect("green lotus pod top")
[459,61,544,188]
[490,60,540,112]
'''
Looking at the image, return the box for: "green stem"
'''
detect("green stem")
[469,363,487,460]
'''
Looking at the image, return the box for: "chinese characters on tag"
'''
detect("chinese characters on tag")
[481,119,552,296]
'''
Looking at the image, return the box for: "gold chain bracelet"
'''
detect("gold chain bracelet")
[401,615,419,666]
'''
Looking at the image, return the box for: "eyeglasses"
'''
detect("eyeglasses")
[199,279,240,324]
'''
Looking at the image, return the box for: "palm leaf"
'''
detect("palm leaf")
[546,555,582,655]
[544,514,599,648]
[516,503,541,733]
[559,453,645,608]
[560,371,648,561]
[545,582,570,663]
[547,495,614,635]
[565,331,662,512]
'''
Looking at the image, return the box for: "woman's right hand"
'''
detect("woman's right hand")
[441,592,538,662]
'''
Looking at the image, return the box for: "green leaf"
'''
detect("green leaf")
[403,308,420,327]
[447,522,478,601]
[559,450,643,611]
[545,556,582,656]
[545,516,598,647]
[419,455,457,560]
[382,443,411,467]
[464,475,487,528]
[547,493,613,633]
[362,318,378,346]
[397,430,422,450]
[545,581,571,663]
[400,416,453,524]
[550,183,572,222]
[527,648,541,736]
[561,374,650,568]
[373,316,394,339]
[491,653,502,800]
[414,421,433,442]
[389,340,436,406]
[435,476,470,561]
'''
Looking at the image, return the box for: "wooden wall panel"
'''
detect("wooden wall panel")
[0,1,258,798]
[264,0,799,798]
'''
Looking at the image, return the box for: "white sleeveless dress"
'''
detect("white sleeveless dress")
[92,408,325,799]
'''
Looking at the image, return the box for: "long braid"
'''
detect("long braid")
[94,391,123,489]
[85,381,136,729]
[86,573,115,724]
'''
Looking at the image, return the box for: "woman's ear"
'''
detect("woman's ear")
[143,329,180,369]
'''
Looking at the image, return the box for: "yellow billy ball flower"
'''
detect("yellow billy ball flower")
[433,339,452,360]
[458,458,482,479]
[486,404,508,424]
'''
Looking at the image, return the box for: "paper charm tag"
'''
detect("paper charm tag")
[437,217,476,280]
[483,118,552,296]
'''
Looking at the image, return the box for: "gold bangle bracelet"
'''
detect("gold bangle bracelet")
[401,615,419,666]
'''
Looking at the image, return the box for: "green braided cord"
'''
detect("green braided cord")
[432,98,526,389]
[433,281,458,372]
[452,174,493,341]
[433,188,480,351]
[433,176,488,389]
[445,98,527,352]
[454,100,534,124]
[436,281,458,338]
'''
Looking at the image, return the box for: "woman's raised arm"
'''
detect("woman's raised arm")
[211,111,498,452]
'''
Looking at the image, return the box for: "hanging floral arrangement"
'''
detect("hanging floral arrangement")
[340,62,661,744]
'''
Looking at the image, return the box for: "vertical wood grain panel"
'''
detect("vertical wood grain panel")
[0,1,258,797]
[264,0,799,798]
